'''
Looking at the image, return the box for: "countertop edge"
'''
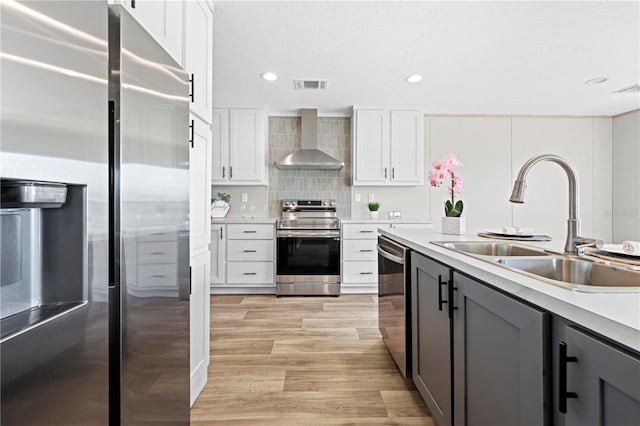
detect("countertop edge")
[379,228,640,354]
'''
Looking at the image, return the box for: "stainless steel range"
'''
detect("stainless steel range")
[276,200,341,296]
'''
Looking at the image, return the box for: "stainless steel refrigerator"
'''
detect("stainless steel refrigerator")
[0,2,190,424]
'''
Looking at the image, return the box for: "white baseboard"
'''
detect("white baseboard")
[340,284,378,294]
[210,286,276,295]
[190,360,208,407]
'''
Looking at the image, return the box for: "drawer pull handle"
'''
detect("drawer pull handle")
[359,249,373,252]
[150,252,166,255]
[243,230,257,233]
[150,274,166,278]
[151,232,165,236]
[243,250,257,253]
[359,230,374,233]
[243,272,257,275]
[360,272,373,275]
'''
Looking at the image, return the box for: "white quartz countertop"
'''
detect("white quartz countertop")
[342,217,432,224]
[379,227,640,353]
[211,217,278,224]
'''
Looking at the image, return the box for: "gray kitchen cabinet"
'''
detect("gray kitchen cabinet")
[411,252,453,426]
[411,252,549,426]
[452,272,549,426]
[562,326,640,426]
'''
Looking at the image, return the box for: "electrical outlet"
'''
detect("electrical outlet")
[355,193,361,202]
[368,193,375,202]
[241,193,248,203]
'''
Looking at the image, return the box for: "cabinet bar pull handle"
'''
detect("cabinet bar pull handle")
[222,166,226,178]
[392,167,395,179]
[189,119,194,148]
[150,252,166,255]
[243,250,257,253]
[360,230,374,233]
[150,274,166,278]
[243,272,257,275]
[559,342,578,413]
[189,74,194,102]
[243,230,257,233]
[360,272,373,275]
[131,0,135,8]
[220,226,223,239]
[384,167,388,179]
[230,166,233,178]
[438,275,448,311]
[359,249,373,252]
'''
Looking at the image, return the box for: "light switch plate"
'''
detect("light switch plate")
[368,193,375,202]
[389,211,401,220]
[241,193,248,203]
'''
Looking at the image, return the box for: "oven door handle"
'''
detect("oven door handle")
[277,230,340,238]
[377,245,404,264]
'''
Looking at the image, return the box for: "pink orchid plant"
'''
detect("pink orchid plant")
[429,154,464,217]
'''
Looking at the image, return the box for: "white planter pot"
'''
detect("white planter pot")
[442,216,466,235]
[369,211,379,219]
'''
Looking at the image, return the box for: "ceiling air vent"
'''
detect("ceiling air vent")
[294,79,328,90]
[612,83,640,94]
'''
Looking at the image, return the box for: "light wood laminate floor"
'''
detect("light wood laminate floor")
[191,295,434,425]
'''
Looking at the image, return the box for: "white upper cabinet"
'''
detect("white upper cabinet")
[189,115,212,254]
[353,110,389,184]
[121,0,183,67]
[390,110,424,184]
[212,108,269,185]
[211,109,230,182]
[352,108,424,186]
[184,0,213,123]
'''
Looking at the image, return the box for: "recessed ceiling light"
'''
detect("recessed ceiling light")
[261,72,278,82]
[406,74,423,83]
[584,76,608,85]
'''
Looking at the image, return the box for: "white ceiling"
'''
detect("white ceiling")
[212,1,640,116]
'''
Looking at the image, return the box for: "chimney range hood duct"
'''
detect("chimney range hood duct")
[275,109,345,170]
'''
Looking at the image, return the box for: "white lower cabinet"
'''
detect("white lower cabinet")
[341,223,379,294]
[341,222,431,294]
[211,223,276,293]
[190,250,210,407]
[210,225,226,285]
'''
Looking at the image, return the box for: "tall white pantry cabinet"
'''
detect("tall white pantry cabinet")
[120,0,214,406]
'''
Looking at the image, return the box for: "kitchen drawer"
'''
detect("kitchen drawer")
[137,241,177,264]
[342,223,381,240]
[226,262,274,284]
[343,261,378,283]
[137,228,178,242]
[227,239,274,262]
[137,263,177,287]
[343,239,378,261]
[226,224,274,240]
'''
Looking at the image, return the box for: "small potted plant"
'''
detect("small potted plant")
[368,201,380,219]
[429,154,465,234]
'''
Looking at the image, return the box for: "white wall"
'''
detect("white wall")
[613,109,640,242]
[427,116,613,242]
[211,186,268,218]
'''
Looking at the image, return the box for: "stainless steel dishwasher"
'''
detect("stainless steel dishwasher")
[377,235,411,378]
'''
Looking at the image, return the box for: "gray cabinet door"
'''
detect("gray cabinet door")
[411,252,452,426]
[564,326,640,426]
[453,272,548,426]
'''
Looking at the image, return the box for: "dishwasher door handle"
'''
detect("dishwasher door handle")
[377,245,404,264]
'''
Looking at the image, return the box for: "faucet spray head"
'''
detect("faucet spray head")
[509,179,526,203]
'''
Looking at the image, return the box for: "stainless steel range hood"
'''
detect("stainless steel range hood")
[275,109,345,170]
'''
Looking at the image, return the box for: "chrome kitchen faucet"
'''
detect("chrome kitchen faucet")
[510,154,602,255]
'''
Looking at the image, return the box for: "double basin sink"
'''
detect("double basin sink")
[432,242,640,292]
